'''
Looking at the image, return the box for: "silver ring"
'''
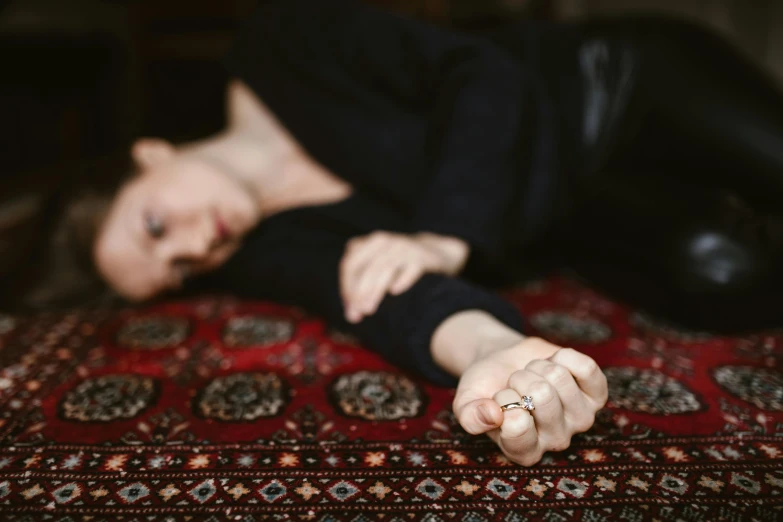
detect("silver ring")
[500,395,535,412]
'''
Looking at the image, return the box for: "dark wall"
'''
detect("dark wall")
[0,0,256,180]
[0,0,543,184]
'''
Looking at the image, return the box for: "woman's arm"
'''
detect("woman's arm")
[224,0,535,259]
[431,309,525,376]
[203,222,525,387]
[204,224,605,465]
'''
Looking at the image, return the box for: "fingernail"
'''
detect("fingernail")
[478,404,494,427]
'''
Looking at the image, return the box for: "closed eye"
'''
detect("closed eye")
[144,211,166,239]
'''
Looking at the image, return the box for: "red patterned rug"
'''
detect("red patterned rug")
[0,276,781,521]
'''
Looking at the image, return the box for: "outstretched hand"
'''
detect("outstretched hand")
[453,337,607,466]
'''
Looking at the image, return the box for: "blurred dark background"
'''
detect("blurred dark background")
[0,0,781,299]
[3,0,781,181]
[0,0,551,183]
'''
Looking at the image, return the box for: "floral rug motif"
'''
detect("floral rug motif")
[0,277,781,521]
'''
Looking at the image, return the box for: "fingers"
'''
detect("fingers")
[525,359,592,434]
[340,232,430,323]
[389,264,423,295]
[340,234,397,322]
[452,361,513,435]
[340,235,388,295]
[491,388,541,466]
[549,348,608,408]
[455,342,606,468]
[341,235,388,285]
[507,369,570,452]
[453,397,503,435]
[350,254,403,320]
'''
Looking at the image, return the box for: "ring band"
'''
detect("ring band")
[500,395,535,412]
[500,402,525,411]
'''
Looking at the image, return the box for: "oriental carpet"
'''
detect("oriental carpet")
[0,276,781,521]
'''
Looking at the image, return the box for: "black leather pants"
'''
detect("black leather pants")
[554,18,783,332]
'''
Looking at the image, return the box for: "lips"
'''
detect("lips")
[214,212,231,244]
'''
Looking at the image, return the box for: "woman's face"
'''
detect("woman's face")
[94,141,260,301]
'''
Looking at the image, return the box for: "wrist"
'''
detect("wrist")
[431,310,525,377]
[474,330,526,363]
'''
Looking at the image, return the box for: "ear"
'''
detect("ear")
[131,138,176,169]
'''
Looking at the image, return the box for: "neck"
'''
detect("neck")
[178,125,352,224]
[179,126,310,217]
[176,80,352,218]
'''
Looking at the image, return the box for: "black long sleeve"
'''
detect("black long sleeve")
[212,1,546,385]
[406,38,531,259]
[202,207,525,388]
[223,0,536,260]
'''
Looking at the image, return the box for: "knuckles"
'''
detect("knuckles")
[556,347,578,357]
[506,370,527,392]
[542,364,570,386]
[580,359,602,380]
[344,231,440,273]
[549,347,579,366]
[368,231,394,243]
[507,372,557,409]
[526,380,557,409]
[346,231,394,251]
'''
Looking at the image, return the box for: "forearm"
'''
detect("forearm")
[431,309,525,377]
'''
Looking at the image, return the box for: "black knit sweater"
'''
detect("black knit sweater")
[204,0,588,386]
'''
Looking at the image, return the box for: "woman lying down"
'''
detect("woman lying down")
[27,1,783,465]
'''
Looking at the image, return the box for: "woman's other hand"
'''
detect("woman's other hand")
[339,231,469,323]
[452,338,608,466]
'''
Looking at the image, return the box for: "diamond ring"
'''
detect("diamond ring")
[500,395,535,412]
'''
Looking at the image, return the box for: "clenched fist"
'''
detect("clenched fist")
[453,337,608,466]
[339,231,469,323]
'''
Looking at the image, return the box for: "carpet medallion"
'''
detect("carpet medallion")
[0,277,781,521]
